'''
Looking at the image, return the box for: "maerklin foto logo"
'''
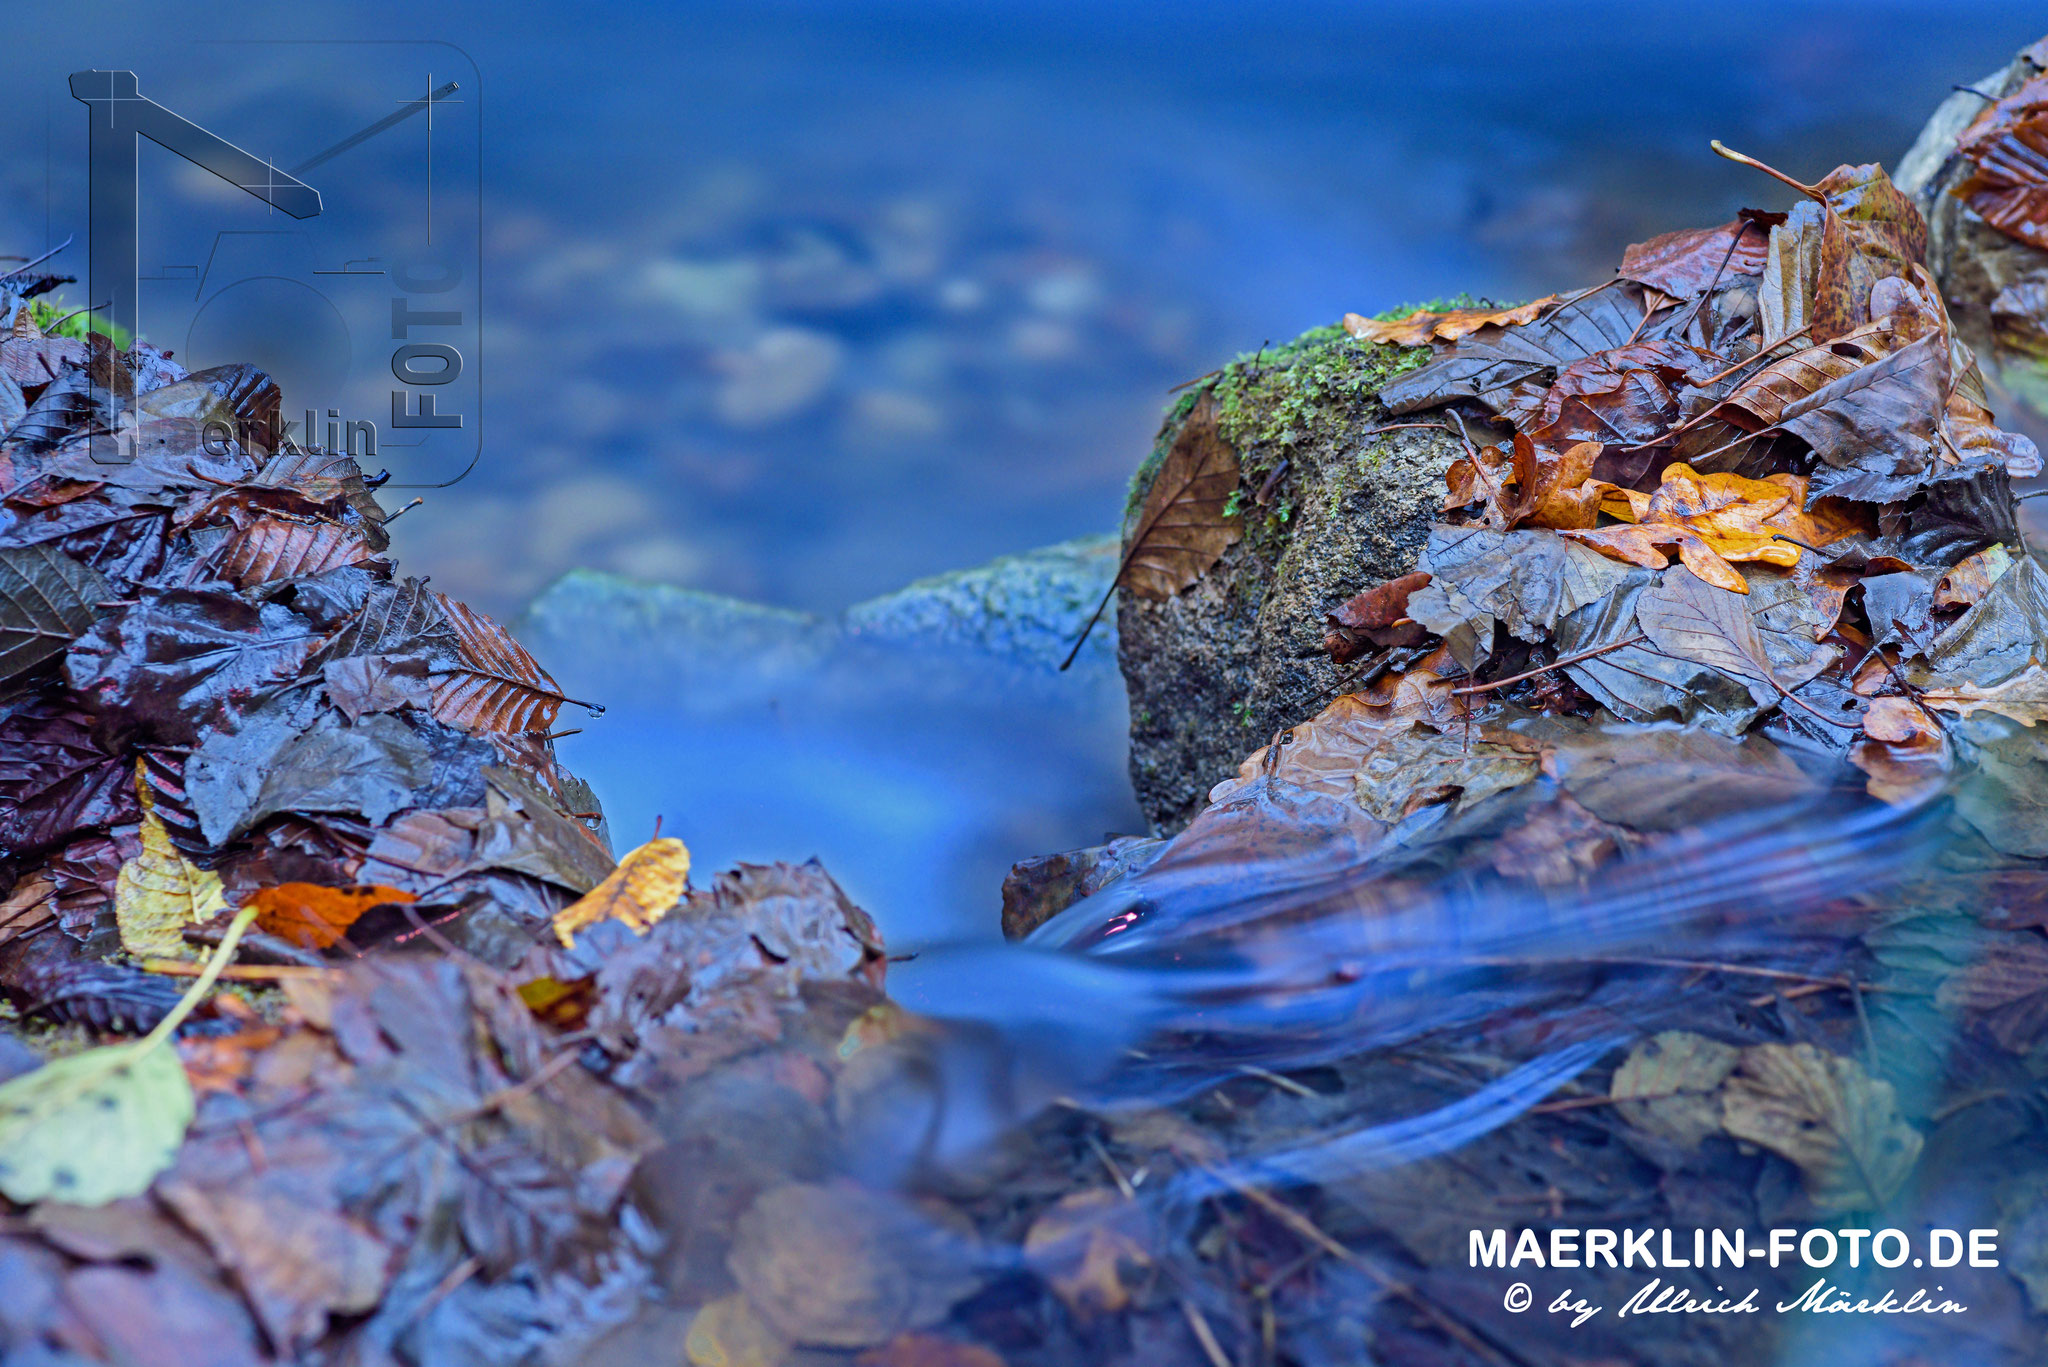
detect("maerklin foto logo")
[68,67,473,473]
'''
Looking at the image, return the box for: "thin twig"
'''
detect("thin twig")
[1453,634,1646,695]
[0,235,73,282]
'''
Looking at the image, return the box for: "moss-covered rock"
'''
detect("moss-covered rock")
[1116,321,1463,831]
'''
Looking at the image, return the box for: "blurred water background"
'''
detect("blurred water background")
[2,1,2043,945]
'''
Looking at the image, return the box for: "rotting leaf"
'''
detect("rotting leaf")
[551,836,692,947]
[1324,571,1431,663]
[1610,1030,1741,1152]
[1022,1188,1151,1318]
[1718,1041,1923,1212]
[245,882,415,951]
[0,542,109,683]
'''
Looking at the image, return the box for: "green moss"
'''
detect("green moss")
[1369,292,1525,321]
[27,297,133,349]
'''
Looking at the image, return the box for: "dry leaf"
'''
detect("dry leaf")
[1719,1042,1922,1212]
[245,882,415,951]
[552,835,692,946]
[1342,296,1557,346]
[1118,393,1242,600]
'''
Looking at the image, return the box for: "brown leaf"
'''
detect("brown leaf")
[1937,934,2048,1053]
[1920,664,2048,727]
[551,836,692,946]
[1619,218,1772,298]
[430,593,575,734]
[1933,544,2014,611]
[244,882,416,950]
[1635,566,1783,691]
[1118,393,1241,600]
[1324,571,1431,662]
[1342,296,1557,346]
[1954,72,2048,250]
[213,518,376,586]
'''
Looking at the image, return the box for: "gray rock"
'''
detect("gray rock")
[1114,323,1461,831]
[843,534,1119,671]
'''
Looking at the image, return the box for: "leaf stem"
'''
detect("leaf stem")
[138,905,258,1052]
[1709,140,1820,200]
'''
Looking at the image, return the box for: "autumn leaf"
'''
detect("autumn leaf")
[1619,216,1775,298]
[1934,544,2014,611]
[1920,663,2048,727]
[115,761,226,959]
[1719,1042,1923,1212]
[0,904,256,1206]
[1023,1189,1151,1318]
[245,882,416,951]
[551,835,692,947]
[1610,1030,1739,1150]
[431,593,595,734]
[1954,72,2048,250]
[0,542,110,683]
[1713,145,1928,344]
[1061,391,1240,667]
[1559,463,1823,591]
[1341,296,1557,346]
[1324,571,1431,663]
[213,518,377,586]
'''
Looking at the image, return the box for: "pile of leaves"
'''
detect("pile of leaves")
[1318,141,2044,820]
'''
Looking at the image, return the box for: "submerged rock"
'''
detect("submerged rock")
[1115,325,1462,830]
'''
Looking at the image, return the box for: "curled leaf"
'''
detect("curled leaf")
[552,835,693,946]
[1342,296,1556,346]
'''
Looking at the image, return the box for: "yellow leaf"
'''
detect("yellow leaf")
[551,835,692,946]
[115,763,225,959]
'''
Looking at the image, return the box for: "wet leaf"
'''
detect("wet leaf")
[0,1043,191,1205]
[1718,1042,1923,1212]
[1921,663,2048,726]
[728,1183,982,1349]
[116,766,226,959]
[1954,72,2048,250]
[245,882,415,951]
[0,695,139,856]
[1324,571,1432,663]
[1410,525,1630,656]
[1118,392,1240,600]
[856,1335,1005,1367]
[212,518,376,586]
[1353,726,1540,822]
[0,542,109,683]
[1635,566,1810,707]
[1611,1030,1740,1151]
[157,1178,388,1350]
[1551,725,1814,831]
[1342,296,1557,346]
[65,589,323,746]
[1619,217,1773,298]
[1381,283,1659,414]
[321,653,432,721]
[431,593,575,735]
[1519,341,1726,459]
[187,704,434,846]
[1935,544,2016,611]
[552,835,692,946]
[1023,1188,1151,1317]
[1925,554,2048,686]
[1719,325,1946,489]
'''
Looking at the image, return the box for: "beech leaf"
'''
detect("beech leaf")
[0,542,110,682]
[1719,1042,1923,1212]
[551,836,692,946]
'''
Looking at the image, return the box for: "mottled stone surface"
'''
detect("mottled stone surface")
[1115,324,1463,831]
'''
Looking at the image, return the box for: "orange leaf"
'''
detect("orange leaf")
[1342,296,1558,346]
[246,882,415,950]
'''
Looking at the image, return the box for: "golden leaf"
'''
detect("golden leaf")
[115,762,225,960]
[551,835,692,947]
[245,882,415,950]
